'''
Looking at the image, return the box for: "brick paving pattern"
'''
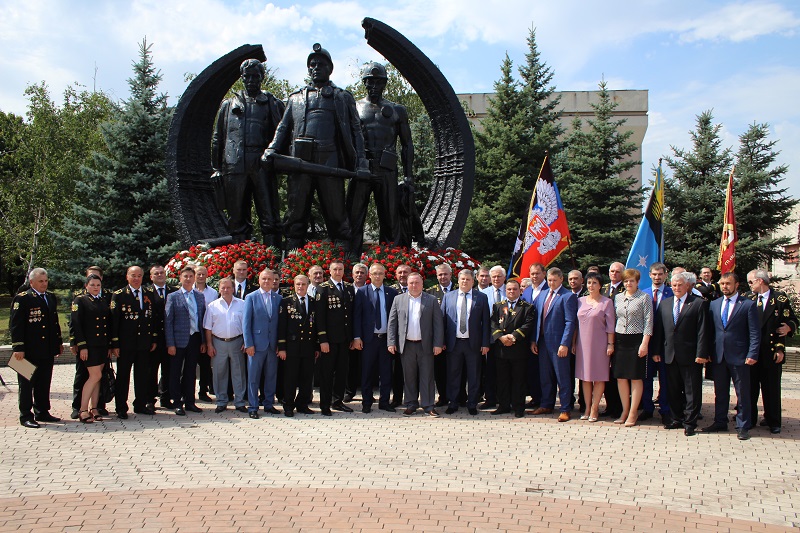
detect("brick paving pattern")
[0,365,798,532]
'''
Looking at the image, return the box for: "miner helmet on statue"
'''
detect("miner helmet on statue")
[307,43,333,69]
[361,62,387,81]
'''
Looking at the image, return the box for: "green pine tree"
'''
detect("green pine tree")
[732,122,798,275]
[558,80,641,270]
[663,110,734,272]
[52,39,178,288]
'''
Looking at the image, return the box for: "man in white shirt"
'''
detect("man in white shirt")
[204,277,247,413]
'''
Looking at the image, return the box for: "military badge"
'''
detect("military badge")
[13,302,19,310]
[785,310,791,317]
[72,303,79,312]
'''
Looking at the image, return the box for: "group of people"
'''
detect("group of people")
[9,259,796,440]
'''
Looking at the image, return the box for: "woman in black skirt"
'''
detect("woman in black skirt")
[612,269,653,427]
[69,274,112,423]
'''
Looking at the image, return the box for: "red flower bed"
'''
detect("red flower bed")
[359,244,423,281]
[281,241,352,282]
[165,241,280,282]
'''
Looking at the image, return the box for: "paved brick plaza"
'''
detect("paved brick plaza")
[0,365,798,532]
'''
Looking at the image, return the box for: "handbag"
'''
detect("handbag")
[101,361,116,403]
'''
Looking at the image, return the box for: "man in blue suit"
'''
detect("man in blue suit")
[242,268,282,418]
[353,263,398,413]
[530,267,578,422]
[165,266,207,416]
[441,269,491,415]
[703,272,760,440]
[640,262,673,424]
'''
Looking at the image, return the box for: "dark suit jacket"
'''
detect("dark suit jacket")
[533,286,578,350]
[70,294,111,350]
[602,282,625,299]
[641,285,674,311]
[150,284,176,350]
[315,279,355,344]
[709,295,760,365]
[425,283,453,306]
[111,286,157,351]
[10,289,62,361]
[164,289,206,349]
[521,280,548,305]
[490,300,535,359]
[388,292,443,355]
[353,284,398,342]
[652,294,710,365]
[441,289,491,352]
[747,290,798,363]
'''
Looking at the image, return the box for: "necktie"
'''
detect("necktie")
[236,284,243,299]
[265,291,272,318]
[758,295,765,316]
[374,287,382,329]
[402,287,407,293]
[185,291,198,334]
[443,286,448,293]
[509,300,515,311]
[721,298,730,328]
[133,288,140,309]
[159,287,165,299]
[39,292,48,306]
[673,297,682,325]
[459,292,468,334]
[543,290,555,319]
[337,282,343,293]
[653,288,659,305]
[495,287,501,304]
[299,296,307,316]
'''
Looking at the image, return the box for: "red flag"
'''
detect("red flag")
[717,166,737,274]
[508,155,571,278]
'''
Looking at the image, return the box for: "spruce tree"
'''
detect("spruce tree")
[52,39,178,288]
[558,80,641,270]
[663,110,734,272]
[732,123,798,275]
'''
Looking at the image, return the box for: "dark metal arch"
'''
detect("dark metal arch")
[362,17,474,248]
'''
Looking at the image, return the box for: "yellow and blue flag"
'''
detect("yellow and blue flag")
[625,163,664,279]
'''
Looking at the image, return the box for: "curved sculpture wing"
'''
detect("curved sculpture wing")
[165,44,266,246]
[362,17,475,248]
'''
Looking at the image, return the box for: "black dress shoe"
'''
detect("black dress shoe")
[638,411,653,421]
[664,421,682,430]
[21,419,40,428]
[403,407,416,416]
[285,410,294,417]
[249,411,259,419]
[331,402,353,413]
[434,399,448,407]
[759,419,769,427]
[97,408,109,416]
[133,407,156,415]
[389,400,402,409]
[235,406,248,413]
[362,405,372,413]
[514,410,525,418]
[702,423,727,433]
[479,402,496,410]
[214,406,226,413]
[71,408,80,420]
[198,394,213,403]
[770,427,781,434]
[684,427,696,436]
[343,394,355,403]
[426,409,440,417]
[321,408,332,416]
[35,413,61,423]
[160,400,174,409]
[175,408,186,416]
[468,407,479,416]
[445,407,457,414]
[737,429,751,440]
[525,400,540,409]
[264,407,281,415]
[297,407,314,415]
[379,404,395,413]
[117,412,129,420]
[185,405,202,413]
[491,408,511,415]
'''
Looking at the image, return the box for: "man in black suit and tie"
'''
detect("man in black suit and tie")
[490,279,535,417]
[652,271,710,436]
[426,263,454,407]
[441,269,491,416]
[388,272,444,417]
[149,264,176,409]
[746,269,797,434]
[233,260,256,300]
[703,272,760,440]
[601,261,625,419]
[388,263,412,407]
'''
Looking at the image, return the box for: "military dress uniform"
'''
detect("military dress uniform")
[490,298,536,416]
[69,287,112,415]
[695,281,722,302]
[315,279,355,413]
[747,290,798,431]
[151,284,177,407]
[601,282,625,418]
[278,294,326,415]
[111,285,158,416]
[70,293,111,366]
[10,289,62,424]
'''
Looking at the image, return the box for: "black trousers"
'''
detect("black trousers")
[317,340,350,409]
[19,358,54,422]
[284,352,315,412]
[169,333,200,409]
[750,357,783,428]
[116,347,151,413]
[72,359,106,410]
[198,351,214,395]
[496,357,527,411]
[434,348,448,402]
[603,367,623,416]
[391,352,405,404]
[153,344,171,404]
[666,361,703,429]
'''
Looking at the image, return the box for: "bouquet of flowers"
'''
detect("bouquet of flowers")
[359,244,423,281]
[281,241,352,282]
[165,241,280,282]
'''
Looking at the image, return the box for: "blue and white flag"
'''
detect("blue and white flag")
[626,163,664,279]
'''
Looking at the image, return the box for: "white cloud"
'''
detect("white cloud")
[675,1,800,43]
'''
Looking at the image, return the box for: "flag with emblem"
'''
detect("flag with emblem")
[625,161,664,279]
[508,154,571,279]
[717,166,737,274]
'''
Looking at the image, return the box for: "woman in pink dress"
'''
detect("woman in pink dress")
[574,272,615,421]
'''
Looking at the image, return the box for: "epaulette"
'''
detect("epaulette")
[114,288,125,294]
[143,286,156,294]
[321,280,334,288]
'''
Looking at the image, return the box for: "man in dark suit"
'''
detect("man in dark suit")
[426,263,454,407]
[490,279,536,418]
[232,260,257,300]
[10,267,63,428]
[601,261,626,418]
[530,267,578,421]
[345,262,369,403]
[388,263,412,407]
[314,261,356,415]
[441,269,491,415]
[111,266,158,418]
[746,269,797,434]
[149,264,176,410]
[164,266,207,416]
[640,262,674,423]
[520,262,548,409]
[278,275,326,417]
[388,272,444,417]
[696,267,722,301]
[652,271,710,436]
[353,263,398,413]
[704,272,760,440]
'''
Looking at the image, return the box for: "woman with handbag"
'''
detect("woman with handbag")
[69,274,112,423]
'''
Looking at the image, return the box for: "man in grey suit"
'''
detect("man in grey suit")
[165,266,207,416]
[388,272,444,417]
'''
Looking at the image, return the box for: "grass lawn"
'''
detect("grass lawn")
[0,290,73,344]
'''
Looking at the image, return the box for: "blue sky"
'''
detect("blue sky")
[2,0,798,198]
